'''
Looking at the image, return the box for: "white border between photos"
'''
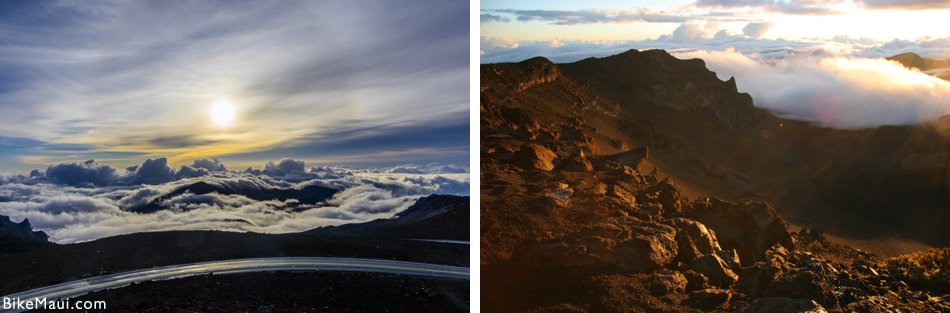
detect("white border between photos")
[469,0,481,311]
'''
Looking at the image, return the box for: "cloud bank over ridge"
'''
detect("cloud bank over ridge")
[481,20,950,128]
[0,158,469,243]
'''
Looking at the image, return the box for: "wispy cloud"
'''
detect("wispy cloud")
[0,0,469,169]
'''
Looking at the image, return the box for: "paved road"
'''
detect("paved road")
[0,257,468,312]
[409,238,470,245]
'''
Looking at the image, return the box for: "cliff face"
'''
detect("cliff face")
[481,49,950,312]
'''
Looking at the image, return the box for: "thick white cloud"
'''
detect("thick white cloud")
[0,159,469,243]
[263,158,307,177]
[658,22,721,42]
[742,22,773,39]
[857,37,950,59]
[676,49,950,128]
[383,163,469,174]
[481,36,520,55]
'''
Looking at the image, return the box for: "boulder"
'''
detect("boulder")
[737,245,791,298]
[745,297,827,313]
[643,178,682,217]
[559,153,594,172]
[672,218,721,263]
[763,270,837,307]
[717,249,741,269]
[608,185,637,208]
[682,270,710,292]
[686,289,732,310]
[685,198,796,262]
[512,217,678,272]
[608,146,649,169]
[516,143,558,171]
[645,271,688,296]
[686,253,739,287]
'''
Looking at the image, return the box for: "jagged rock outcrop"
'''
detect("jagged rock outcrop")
[0,214,48,242]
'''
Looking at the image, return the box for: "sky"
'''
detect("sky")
[0,0,469,173]
[482,0,950,43]
[481,0,950,129]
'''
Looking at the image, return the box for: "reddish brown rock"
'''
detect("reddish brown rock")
[686,253,739,287]
[516,143,558,171]
[686,288,732,310]
[512,217,678,273]
[685,198,796,262]
[672,218,722,263]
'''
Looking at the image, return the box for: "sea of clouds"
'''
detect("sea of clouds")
[0,158,469,243]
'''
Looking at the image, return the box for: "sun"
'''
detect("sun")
[210,99,236,127]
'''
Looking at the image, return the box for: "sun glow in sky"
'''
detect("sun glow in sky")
[210,99,236,127]
[0,0,469,173]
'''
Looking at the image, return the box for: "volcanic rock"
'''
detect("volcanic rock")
[686,288,732,310]
[744,297,827,313]
[512,217,678,272]
[686,253,739,287]
[672,218,721,263]
[685,198,795,262]
[516,143,558,171]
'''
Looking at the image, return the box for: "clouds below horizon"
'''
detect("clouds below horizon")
[0,157,469,243]
[677,49,950,128]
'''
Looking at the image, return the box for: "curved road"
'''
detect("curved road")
[1,257,468,312]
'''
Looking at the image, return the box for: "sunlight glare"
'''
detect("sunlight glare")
[211,99,236,127]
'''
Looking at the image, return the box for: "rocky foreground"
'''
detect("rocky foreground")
[481,50,949,312]
[483,139,948,312]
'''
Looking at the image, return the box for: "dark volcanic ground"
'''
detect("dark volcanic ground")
[0,231,468,296]
[36,272,468,313]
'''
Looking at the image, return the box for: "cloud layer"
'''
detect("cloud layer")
[0,158,468,243]
[677,49,950,128]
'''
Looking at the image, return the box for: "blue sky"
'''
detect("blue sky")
[0,0,469,173]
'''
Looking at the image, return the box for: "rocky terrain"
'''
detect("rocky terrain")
[53,272,468,313]
[481,50,949,312]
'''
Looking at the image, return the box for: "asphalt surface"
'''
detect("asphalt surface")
[0,257,469,313]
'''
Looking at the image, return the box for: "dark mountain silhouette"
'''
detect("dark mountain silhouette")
[888,52,950,80]
[1,214,49,242]
[0,214,53,255]
[481,49,949,312]
[308,194,469,241]
[132,181,339,213]
[888,52,950,71]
